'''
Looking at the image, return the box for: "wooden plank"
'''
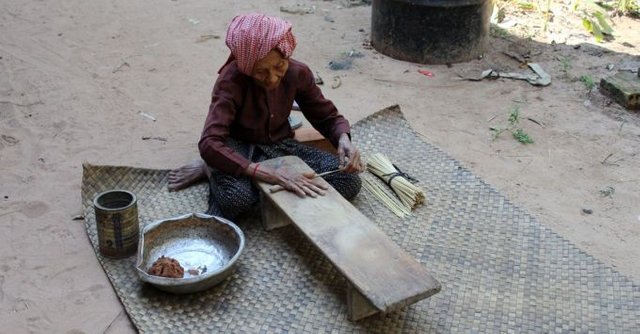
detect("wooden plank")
[256,156,441,315]
[259,192,292,230]
[347,284,379,321]
[600,71,640,110]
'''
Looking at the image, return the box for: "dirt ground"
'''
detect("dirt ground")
[1,0,639,332]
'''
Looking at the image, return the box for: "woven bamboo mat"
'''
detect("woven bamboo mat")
[82,105,640,333]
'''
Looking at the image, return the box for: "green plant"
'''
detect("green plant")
[543,0,552,31]
[490,127,508,140]
[517,0,536,10]
[490,106,535,144]
[580,74,597,90]
[490,25,509,39]
[508,107,520,126]
[616,0,640,16]
[512,129,534,144]
[574,0,614,42]
[493,4,506,22]
[560,57,572,74]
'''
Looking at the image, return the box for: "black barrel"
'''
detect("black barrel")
[371,0,492,64]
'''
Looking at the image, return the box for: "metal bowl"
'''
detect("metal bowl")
[135,213,245,294]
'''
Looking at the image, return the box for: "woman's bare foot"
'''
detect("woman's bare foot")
[167,159,209,192]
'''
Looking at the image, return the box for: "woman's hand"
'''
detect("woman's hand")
[273,167,328,197]
[248,163,328,197]
[337,133,365,173]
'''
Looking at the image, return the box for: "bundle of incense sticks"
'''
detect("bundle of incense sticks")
[360,172,411,218]
[363,153,425,216]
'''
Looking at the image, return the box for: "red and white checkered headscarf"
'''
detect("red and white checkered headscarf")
[221,13,297,75]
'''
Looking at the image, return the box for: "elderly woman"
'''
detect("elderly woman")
[169,13,363,218]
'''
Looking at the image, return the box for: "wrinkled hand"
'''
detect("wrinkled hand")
[338,133,365,173]
[273,167,328,198]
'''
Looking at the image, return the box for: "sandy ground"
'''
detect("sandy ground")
[1,0,639,332]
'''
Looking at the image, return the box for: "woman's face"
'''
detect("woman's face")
[251,50,289,90]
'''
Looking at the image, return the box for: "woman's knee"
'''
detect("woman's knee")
[212,178,259,218]
[219,189,258,214]
[334,173,362,200]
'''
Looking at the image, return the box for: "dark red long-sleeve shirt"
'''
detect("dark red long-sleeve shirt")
[198,59,350,176]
